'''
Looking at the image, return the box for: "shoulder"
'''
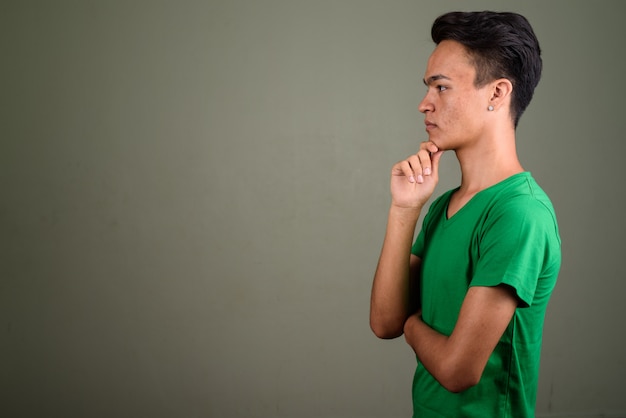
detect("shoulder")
[477,175,560,247]
[488,174,558,224]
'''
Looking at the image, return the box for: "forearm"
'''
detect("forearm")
[404,286,518,393]
[371,142,442,339]
[404,315,471,392]
[370,206,421,339]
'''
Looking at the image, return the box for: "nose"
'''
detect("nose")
[418,92,434,114]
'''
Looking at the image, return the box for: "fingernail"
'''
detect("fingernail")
[409,175,415,183]
[417,175,424,183]
[424,167,431,175]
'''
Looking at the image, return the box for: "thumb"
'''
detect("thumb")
[431,150,444,175]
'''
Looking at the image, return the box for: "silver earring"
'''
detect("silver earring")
[488,105,494,111]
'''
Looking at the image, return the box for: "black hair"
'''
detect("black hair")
[431,11,542,127]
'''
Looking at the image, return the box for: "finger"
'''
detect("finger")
[392,159,417,183]
[406,154,424,183]
[417,141,440,177]
[419,140,440,154]
[430,150,444,177]
[416,149,433,179]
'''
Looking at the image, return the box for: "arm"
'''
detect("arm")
[370,142,443,339]
[403,285,518,392]
[370,216,422,339]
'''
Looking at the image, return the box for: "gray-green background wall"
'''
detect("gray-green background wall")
[2,1,624,417]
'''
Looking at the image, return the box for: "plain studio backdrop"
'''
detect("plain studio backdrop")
[1,1,625,417]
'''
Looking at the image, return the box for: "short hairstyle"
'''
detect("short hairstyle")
[431,11,542,128]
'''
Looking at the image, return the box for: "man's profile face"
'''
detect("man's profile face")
[419,40,491,150]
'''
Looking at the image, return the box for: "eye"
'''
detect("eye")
[437,85,448,92]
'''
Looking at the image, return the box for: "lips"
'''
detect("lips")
[425,120,437,131]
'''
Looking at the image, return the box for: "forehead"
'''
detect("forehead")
[424,40,476,83]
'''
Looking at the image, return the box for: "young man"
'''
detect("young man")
[369,12,561,417]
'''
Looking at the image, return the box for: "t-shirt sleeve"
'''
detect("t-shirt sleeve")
[469,196,556,307]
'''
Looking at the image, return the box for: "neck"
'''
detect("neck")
[455,129,523,195]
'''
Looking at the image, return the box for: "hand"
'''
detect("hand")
[390,141,443,210]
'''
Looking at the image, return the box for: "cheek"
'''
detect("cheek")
[440,100,465,127]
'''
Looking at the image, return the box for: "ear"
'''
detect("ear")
[488,78,513,110]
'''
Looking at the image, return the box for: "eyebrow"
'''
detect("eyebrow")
[423,74,451,86]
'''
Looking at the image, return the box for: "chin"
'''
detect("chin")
[428,137,445,150]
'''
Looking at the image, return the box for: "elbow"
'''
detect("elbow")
[370,317,404,340]
[437,363,482,393]
[440,375,480,394]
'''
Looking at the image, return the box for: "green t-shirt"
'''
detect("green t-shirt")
[410,172,561,418]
